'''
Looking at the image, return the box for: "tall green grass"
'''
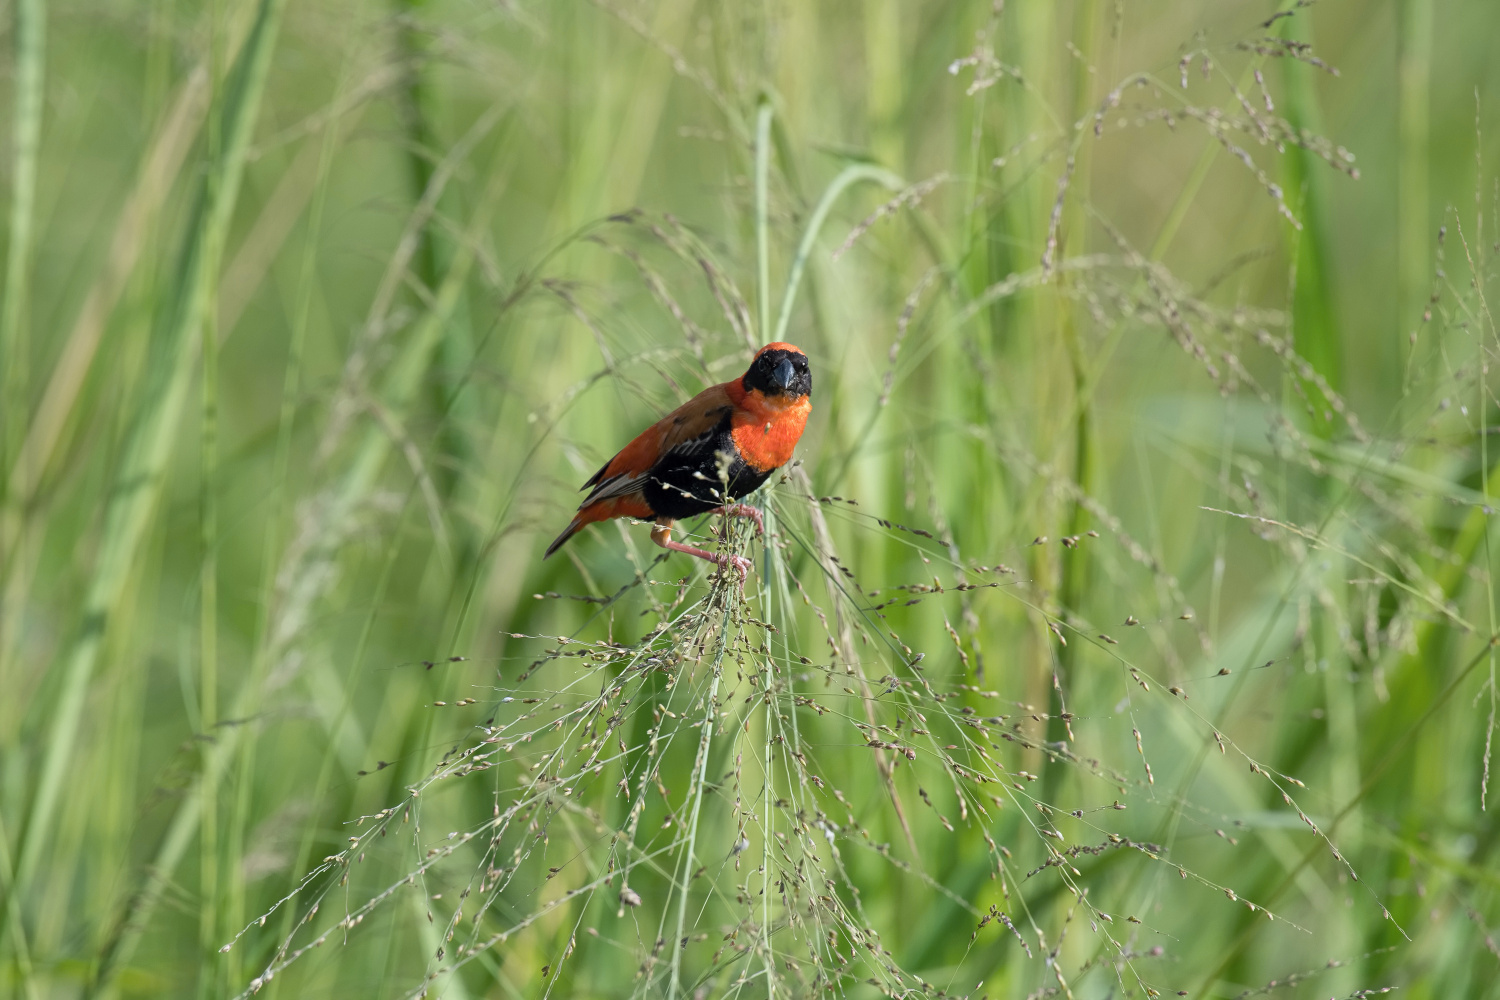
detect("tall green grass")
[3,2,1500,998]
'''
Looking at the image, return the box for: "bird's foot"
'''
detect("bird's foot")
[718,552,752,583]
[707,503,764,536]
[652,521,751,584]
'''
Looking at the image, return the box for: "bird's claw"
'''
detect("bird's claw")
[654,522,752,585]
[709,503,764,537]
[718,553,752,584]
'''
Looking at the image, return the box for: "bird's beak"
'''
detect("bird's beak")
[772,356,796,392]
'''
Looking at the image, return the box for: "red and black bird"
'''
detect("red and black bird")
[545,343,812,577]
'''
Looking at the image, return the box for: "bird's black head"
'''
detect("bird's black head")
[742,343,812,399]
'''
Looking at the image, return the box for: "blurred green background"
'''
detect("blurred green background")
[3,0,1500,997]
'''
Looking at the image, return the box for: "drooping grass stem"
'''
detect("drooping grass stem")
[772,164,903,347]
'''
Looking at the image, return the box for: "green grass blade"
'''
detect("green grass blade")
[4,0,288,947]
[0,0,46,983]
[1280,12,1343,401]
[0,0,45,501]
[93,128,508,999]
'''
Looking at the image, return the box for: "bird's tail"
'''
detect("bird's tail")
[544,495,651,559]
[544,516,584,559]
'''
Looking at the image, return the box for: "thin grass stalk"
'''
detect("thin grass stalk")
[396,0,480,513]
[0,813,39,1000]
[1049,0,1099,804]
[324,166,505,541]
[755,100,772,339]
[761,691,777,998]
[1146,0,1302,262]
[414,890,475,1000]
[212,111,505,990]
[863,0,903,170]
[1158,383,1500,992]
[756,503,792,998]
[1064,6,1325,895]
[1280,12,1342,401]
[1139,441,1500,962]
[1002,0,1063,799]
[1,64,209,516]
[667,655,726,999]
[196,3,227,994]
[90,772,208,998]
[0,0,46,975]
[260,496,411,1000]
[771,164,903,346]
[0,0,44,515]
[1475,181,1499,813]
[0,17,226,707]
[229,49,353,992]
[1279,34,1359,967]
[401,526,473,1000]
[1194,636,1496,997]
[1397,0,1433,352]
[95,136,508,1000]
[196,221,224,991]
[0,0,46,810]
[13,2,1498,995]
[792,465,920,861]
[12,0,277,883]
[3,0,288,969]
[195,0,232,991]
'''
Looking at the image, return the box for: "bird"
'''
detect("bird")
[544,342,812,578]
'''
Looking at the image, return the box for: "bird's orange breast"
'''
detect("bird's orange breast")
[729,392,810,473]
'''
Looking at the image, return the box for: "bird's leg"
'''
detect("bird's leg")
[705,502,764,535]
[651,519,750,581]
